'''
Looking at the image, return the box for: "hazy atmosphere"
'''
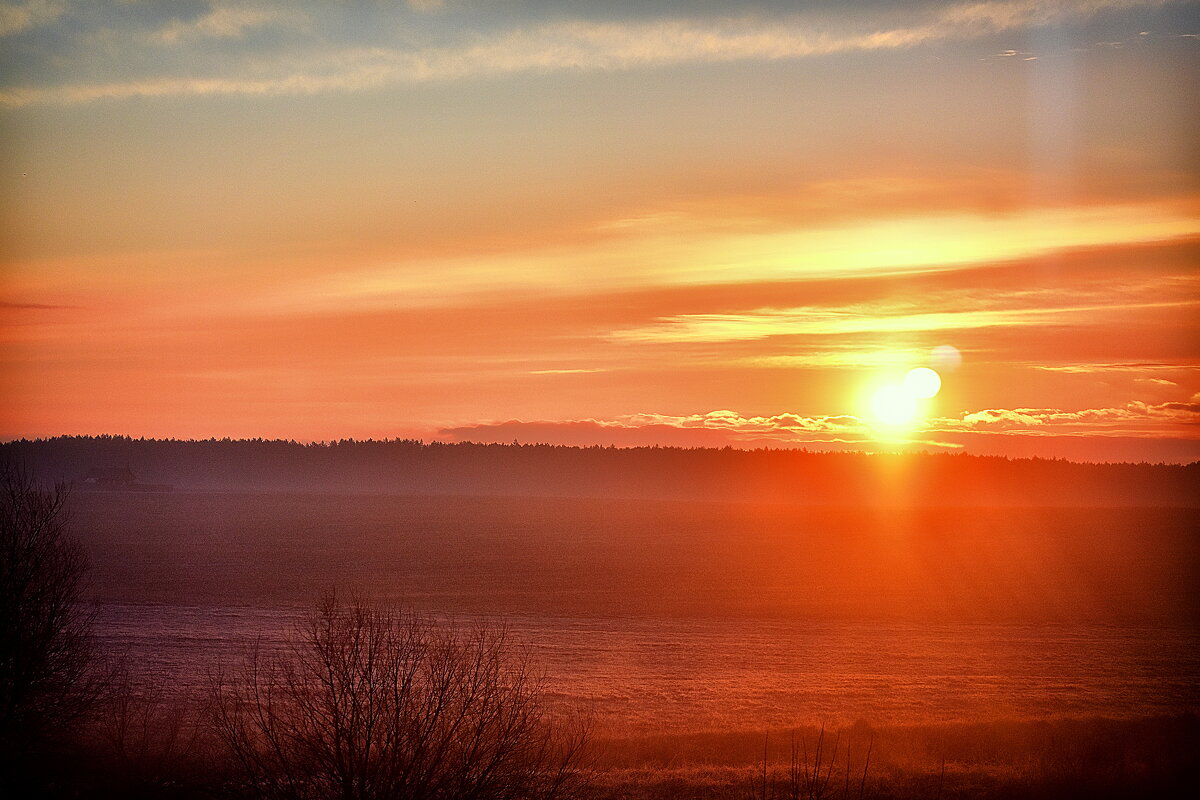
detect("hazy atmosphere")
[2,1,1198,799]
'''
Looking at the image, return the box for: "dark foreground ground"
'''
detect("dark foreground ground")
[18,489,1200,797]
[23,713,1200,798]
[588,716,1200,799]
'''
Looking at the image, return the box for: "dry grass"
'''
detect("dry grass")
[586,715,1200,800]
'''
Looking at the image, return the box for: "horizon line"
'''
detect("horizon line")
[3,433,1196,468]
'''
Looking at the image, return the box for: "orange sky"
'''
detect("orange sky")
[1,0,1198,461]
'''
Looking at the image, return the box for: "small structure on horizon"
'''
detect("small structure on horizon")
[78,466,172,492]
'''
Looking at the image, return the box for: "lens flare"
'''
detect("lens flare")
[903,367,942,399]
[931,345,962,371]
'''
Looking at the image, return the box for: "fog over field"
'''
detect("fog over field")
[79,490,1200,727]
[2,440,1198,796]
[24,439,1193,796]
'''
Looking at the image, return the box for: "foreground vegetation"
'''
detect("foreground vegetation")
[588,716,1200,799]
[11,707,1200,798]
[3,464,1198,797]
[2,465,586,798]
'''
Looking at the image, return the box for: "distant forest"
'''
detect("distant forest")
[2,435,1197,507]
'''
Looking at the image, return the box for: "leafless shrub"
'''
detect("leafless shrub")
[0,463,102,773]
[93,667,219,794]
[210,591,589,800]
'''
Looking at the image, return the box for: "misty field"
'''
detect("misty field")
[61,490,1200,796]
[71,491,1199,623]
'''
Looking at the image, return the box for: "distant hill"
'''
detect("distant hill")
[2,435,1197,507]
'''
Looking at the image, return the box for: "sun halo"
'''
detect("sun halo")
[870,384,920,427]
[867,367,943,430]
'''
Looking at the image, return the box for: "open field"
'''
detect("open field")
[59,490,1200,797]
[70,492,1200,718]
[70,491,1199,625]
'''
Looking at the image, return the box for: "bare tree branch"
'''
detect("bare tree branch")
[210,591,590,800]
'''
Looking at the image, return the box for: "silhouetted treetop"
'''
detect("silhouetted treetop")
[1,436,1196,507]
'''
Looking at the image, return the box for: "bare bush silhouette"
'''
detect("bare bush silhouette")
[90,667,221,796]
[0,463,101,780]
[211,591,589,800]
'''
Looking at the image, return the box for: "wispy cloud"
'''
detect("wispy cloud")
[622,409,862,437]
[945,398,1200,435]
[0,0,63,37]
[0,300,74,310]
[1033,361,1200,373]
[250,204,1198,315]
[442,394,1200,452]
[439,410,869,449]
[0,0,1180,106]
[746,349,945,369]
[642,398,1200,439]
[609,289,1198,345]
[528,368,606,375]
[152,6,304,45]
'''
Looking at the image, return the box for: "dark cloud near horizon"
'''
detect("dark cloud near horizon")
[0,300,74,310]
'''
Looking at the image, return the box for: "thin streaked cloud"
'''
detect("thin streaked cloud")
[0,0,1185,106]
[247,203,1198,315]
[528,368,606,375]
[442,396,1200,449]
[1032,361,1200,373]
[609,291,1199,346]
[938,399,1200,441]
[152,6,306,45]
[744,350,945,369]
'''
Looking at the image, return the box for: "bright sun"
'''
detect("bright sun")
[903,367,942,399]
[869,367,942,428]
[871,384,919,426]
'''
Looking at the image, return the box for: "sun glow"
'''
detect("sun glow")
[871,384,920,427]
[868,367,943,429]
[903,367,942,399]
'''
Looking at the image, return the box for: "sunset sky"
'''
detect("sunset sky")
[1,0,1197,461]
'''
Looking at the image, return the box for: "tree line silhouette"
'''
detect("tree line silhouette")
[3,435,1196,507]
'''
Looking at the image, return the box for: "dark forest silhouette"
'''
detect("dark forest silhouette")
[3,435,1197,508]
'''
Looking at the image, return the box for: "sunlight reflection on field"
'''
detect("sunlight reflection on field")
[94,604,1199,735]
[77,492,1199,736]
